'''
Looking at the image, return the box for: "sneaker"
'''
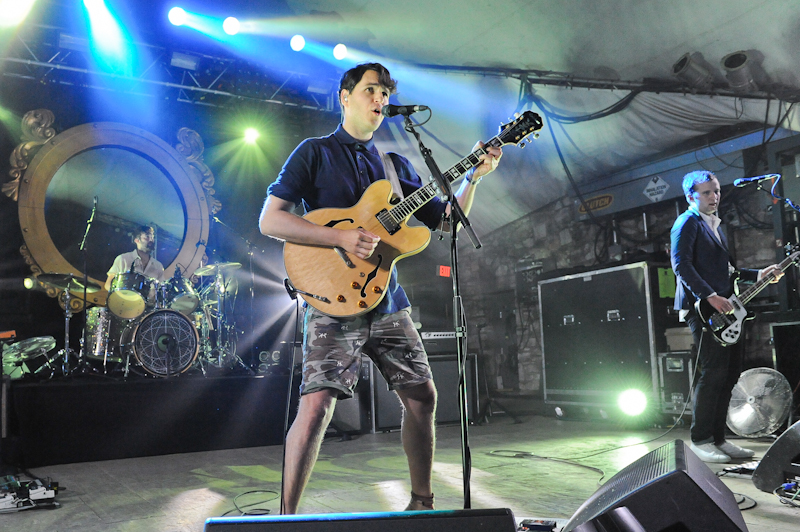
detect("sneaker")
[689,441,730,463]
[717,440,755,459]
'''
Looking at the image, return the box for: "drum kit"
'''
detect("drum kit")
[4,262,246,379]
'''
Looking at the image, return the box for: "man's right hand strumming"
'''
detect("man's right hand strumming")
[339,227,380,259]
[707,294,733,314]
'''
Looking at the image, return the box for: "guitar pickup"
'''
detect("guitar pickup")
[376,209,400,235]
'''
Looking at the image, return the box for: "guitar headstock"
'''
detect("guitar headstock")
[497,111,544,147]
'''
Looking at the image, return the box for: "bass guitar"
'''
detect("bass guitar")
[284,110,543,317]
[696,245,799,345]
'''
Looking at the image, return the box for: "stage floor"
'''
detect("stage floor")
[2,412,797,532]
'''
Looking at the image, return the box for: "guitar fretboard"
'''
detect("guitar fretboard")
[739,251,800,305]
[384,138,501,224]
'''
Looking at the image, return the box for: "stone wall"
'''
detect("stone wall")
[459,183,782,395]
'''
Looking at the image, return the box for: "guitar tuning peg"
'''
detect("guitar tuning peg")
[514,112,521,118]
[519,142,526,148]
[533,132,540,139]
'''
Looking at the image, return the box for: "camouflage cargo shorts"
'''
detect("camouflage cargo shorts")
[301,306,432,398]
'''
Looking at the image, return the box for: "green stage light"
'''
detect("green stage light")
[618,389,647,416]
[244,128,260,144]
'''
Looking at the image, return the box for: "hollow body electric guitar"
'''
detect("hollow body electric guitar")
[695,246,800,346]
[283,111,543,317]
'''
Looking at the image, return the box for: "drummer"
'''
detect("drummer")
[104,225,164,291]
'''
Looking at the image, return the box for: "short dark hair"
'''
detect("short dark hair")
[682,170,716,197]
[339,63,397,99]
[132,225,154,243]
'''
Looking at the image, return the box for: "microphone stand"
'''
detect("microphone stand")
[403,115,480,509]
[76,196,99,375]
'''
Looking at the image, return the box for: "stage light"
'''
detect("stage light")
[168,7,187,26]
[672,53,713,91]
[290,35,305,52]
[617,389,647,417]
[23,277,36,289]
[223,17,240,35]
[244,128,260,144]
[721,51,759,93]
[333,43,347,60]
[0,0,37,28]
[82,0,132,75]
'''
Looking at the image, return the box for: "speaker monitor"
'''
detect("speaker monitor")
[205,508,516,532]
[563,439,746,532]
[752,419,800,492]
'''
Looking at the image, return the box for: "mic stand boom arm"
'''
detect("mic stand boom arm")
[403,116,478,509]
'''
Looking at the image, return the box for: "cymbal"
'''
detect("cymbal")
[3,336,56,363]
[38,273,102,293]
[194,262,241,276]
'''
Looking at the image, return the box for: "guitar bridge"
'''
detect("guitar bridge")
[376,209,400,235]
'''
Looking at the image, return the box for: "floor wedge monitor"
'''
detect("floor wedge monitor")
[563,439,747,532]
[205,508,517,532]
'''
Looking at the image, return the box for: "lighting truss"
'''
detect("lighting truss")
[2,24,339,112]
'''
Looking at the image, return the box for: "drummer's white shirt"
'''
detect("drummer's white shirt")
[108,250,165,281]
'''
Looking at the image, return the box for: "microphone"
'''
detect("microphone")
[733,174,780,187]
[93,196,98,209]
[381,104,429,117]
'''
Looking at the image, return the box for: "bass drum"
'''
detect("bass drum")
[124,309,198,377]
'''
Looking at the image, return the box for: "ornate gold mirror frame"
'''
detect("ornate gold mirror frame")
[4,109,221,312]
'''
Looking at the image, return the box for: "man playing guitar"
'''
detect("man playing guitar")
[671,170,783,463]
[259,62,502,513]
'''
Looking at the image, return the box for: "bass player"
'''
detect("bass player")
[259,62,502,513]
[671,170,783,463]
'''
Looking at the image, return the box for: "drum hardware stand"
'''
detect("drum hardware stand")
[55,289,76,377]
[74,196,99,376]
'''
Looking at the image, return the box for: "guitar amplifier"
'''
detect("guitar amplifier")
[420,331,457,354]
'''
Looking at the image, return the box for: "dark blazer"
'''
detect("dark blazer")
[670,209,757,311]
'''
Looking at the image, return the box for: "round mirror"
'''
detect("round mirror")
[17,121,212,308]
[45,147,186,281]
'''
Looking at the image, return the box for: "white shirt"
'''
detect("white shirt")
[108,250,164,281]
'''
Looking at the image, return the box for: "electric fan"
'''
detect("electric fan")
[726,367,793,438]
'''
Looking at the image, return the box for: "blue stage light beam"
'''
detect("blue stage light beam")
[332,43,347,60]
[223,17,240,36]
[82,0,135,76]
[0,0,38,28]
[169,9,236,42]
[168,7,187,26]
[290,35,305,52]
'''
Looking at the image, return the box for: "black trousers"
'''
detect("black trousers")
[686,312,744,445]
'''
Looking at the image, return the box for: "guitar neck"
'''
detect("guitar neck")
[738,251,800,306]
[387,136,502,222]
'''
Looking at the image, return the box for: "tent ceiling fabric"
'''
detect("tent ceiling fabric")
[287,0,800,85]
[292,0,800,233]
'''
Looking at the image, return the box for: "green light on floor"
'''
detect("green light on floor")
[618,389,647,416]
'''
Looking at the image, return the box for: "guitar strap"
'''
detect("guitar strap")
[378,151,404,201]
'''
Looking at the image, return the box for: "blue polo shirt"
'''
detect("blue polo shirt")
[268,125,447,314]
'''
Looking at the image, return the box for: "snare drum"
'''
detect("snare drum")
[108,272,151,319]
[159,277,200,315]
[85,307,125,363]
